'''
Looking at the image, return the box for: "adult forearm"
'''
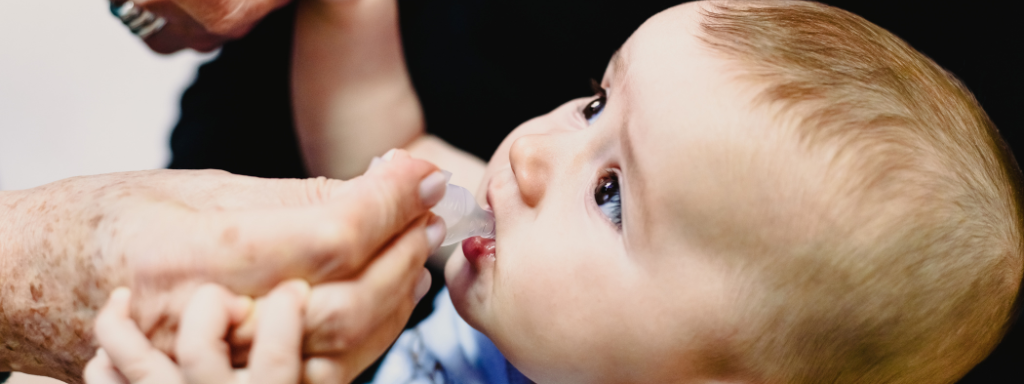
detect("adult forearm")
[292,0,425,180]
[0,184,128,383]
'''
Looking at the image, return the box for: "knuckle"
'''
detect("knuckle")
[202,17,239,37]
[304,176,332,204]
[200,3,258,38]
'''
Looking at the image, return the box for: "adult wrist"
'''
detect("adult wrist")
[0,182,126,383]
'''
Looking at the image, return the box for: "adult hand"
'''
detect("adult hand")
[120,0,292,53]
[0,150,446,383]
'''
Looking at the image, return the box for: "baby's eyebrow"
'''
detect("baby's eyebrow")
[609,48,629,81]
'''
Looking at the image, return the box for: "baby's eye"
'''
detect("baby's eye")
[583,79,608,125]
[595,172,622,229]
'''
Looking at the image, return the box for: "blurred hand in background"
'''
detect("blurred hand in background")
[126,0,292,53]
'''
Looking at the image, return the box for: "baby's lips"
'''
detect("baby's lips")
[462,236,497,270]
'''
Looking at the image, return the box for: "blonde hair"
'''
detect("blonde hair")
[698,1,1023,383]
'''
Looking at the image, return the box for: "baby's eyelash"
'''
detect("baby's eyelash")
[583,78,608,122]
[590,78,606,98]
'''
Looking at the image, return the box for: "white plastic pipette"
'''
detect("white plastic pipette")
[429,171,496,246]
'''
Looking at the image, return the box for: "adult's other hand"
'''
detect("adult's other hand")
[116,0,292,53]
[0,150,446,383]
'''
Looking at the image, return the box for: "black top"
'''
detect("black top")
[169,0,682,175]
[167,1,1021,383]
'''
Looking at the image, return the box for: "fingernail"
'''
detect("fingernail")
[305,358,332,381]
[111,287,131,302]
[234,295,254,312]
[366,156,385,173]
[419,171,447,207]
[413,269,432,303]
[382,148,398,161]
[425,216,446,251]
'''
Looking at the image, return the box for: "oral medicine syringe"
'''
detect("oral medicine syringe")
[429,171,496,246]
[370,155,495,246]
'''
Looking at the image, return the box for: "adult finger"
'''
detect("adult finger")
[248,280,309,384]
[176,284,252,384]
[302,269,431,384]
[302,214,443,354]
[84,349,129,384]
[94,288,184,384]
[173,0,291,38]
[340,268,432,367]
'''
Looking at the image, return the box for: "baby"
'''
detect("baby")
[90,1,1022,383]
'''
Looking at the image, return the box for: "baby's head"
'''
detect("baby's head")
[444,1,1023,382]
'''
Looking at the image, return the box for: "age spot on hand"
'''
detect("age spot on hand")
[221,226,240,245]
[30,283,44,302]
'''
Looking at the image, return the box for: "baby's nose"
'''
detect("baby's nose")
[509,134,552,207]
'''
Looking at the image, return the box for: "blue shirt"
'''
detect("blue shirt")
[372,289,532,384]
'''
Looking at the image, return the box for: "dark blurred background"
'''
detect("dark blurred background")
[166,1,1021,382]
